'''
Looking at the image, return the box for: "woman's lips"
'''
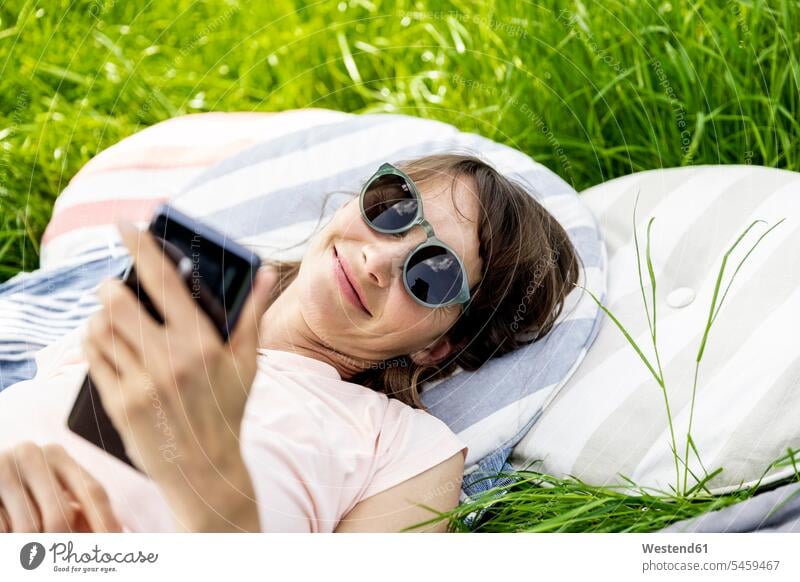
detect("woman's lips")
[332,246,371,316]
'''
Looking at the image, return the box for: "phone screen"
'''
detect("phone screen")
[151,212,254,325]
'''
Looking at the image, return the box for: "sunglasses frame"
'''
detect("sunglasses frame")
[358,162,472,309]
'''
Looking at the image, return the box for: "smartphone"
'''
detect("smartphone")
[67,204,263,470]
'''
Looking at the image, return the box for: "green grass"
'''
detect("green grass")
[1,0,799,532]
[427,443,800,532]
[414,463,796,532]
[425,469,754,532]
[1,0,798,278]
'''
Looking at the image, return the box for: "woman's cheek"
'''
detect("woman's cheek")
[383,298,423,336]
[298,261,352,346]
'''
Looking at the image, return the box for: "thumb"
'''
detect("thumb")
[229,265,278,352]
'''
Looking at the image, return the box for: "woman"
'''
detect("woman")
[0,154,579,532]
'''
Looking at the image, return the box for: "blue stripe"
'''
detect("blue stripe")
[421,316,599,433]
[0,360,39,391]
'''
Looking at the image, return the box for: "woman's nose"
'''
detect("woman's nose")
[361,235,419,288]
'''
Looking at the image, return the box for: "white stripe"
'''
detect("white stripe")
[54,169,195,212]
[0,314,88,329]
[581,171,645,214]
[534,346,590,419]
[0,326,63,344]
[583,165,757,218]
[0,354,40,362]
[4,293,99,309]
[41,227,135,271]
[5,287,104,302]
[0,302,99,321]
[0,343,45,355]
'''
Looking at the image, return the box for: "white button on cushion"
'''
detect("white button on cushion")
[666,286,695,308]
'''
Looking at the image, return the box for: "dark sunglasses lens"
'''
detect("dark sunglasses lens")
[405,246,465,305]
[362,173,418,231]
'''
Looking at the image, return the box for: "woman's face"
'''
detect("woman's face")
[294,172,483,366]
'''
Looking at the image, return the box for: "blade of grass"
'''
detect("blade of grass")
[685,218,784,490]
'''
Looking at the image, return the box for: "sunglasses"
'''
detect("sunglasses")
[358,163,471,309]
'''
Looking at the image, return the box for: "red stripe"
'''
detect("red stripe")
[41,197,170,245]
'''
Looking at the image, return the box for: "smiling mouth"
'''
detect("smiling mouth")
[333,245,372,317]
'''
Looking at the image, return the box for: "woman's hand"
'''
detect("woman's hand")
[0,442,120,533]
[81,221,275,531]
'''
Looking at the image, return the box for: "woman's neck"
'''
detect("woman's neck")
[256,289,367,380]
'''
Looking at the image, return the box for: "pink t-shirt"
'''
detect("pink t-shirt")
[0,325,467,532]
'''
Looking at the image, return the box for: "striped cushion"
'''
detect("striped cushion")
[21,110,606,498]
[511,165,800,494]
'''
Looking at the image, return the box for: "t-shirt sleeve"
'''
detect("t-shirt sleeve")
[361,400,468,501]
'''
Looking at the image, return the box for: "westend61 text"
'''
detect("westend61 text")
[642,543,708,554]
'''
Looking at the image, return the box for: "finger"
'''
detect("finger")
[84,316,125,379]
[18,446,77,532]
[0,448,41,532]
[116,221,195,329]
[0,504,10,533]
[96,278,166,366]
[81,335,125,423]
[45,445,122,533]
[81,333,150,471]
[95,279,176,385]
[229,266,278,354]
[64,499,92,533]
[90,306,149,380]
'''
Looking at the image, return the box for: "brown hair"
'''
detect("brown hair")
[264,154,580,409]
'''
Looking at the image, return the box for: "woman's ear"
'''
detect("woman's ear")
[409,337,456,366]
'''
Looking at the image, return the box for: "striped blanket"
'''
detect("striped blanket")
[0,247,130,388]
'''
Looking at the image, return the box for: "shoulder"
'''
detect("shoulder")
[345,400,468,531]
[334,449,465,532]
